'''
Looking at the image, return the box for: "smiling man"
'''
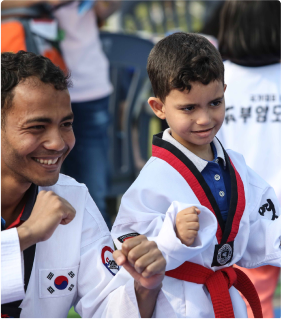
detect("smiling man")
[1,51,175,318]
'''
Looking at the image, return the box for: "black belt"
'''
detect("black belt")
[1,243,36,318]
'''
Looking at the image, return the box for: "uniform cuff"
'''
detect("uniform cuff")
[1,228,25,304]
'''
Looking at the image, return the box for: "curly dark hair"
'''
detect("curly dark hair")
[147,32,224,102]
[1,51,72,124]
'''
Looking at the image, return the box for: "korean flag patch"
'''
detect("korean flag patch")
[39,266,78,298]
[101,246,119,276]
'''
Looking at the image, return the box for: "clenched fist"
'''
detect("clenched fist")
[17,190,76,251]
[113,235,166,290]
[175,206,200,246]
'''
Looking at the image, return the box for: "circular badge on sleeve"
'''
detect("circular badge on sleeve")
[101,246,120,276]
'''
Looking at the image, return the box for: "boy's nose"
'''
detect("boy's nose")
[43,130,66,151]
[196,110,212,126]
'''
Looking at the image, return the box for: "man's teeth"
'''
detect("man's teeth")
[35,158,59,165]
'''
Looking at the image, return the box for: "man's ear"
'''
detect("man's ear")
[147,97,166,120]
[224,84,227,92]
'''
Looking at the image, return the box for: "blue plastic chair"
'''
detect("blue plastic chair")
[99,31,154,197]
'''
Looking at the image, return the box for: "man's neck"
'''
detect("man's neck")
[1,175,31,227]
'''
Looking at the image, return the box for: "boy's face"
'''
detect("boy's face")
[148,80,226,155]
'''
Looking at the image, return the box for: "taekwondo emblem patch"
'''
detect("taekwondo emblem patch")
[211,242,234,267]
[117,233,140,243]
[101,246,119,276]
[258,199,278,221]
[39,266,78,298]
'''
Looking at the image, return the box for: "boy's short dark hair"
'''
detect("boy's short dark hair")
[218,0,280,64]
[1,50,72,124]
[147,32,224,102]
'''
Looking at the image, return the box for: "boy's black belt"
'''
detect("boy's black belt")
[1,243,36,318]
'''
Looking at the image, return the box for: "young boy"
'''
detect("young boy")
[111,33,281,318]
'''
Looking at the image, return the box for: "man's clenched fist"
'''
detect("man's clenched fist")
[175,206,200,246]
[17,190,76,251]
[113,235,166,290]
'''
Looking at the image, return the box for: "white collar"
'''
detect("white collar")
[162,128,226,172]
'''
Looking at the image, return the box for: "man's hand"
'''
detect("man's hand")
[17,190,76,251]
[175,206,200,246]
[113,235,166,290]
[113,235,166,317]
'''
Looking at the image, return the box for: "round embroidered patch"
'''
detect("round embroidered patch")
[217,244,232,265]
[101,246,120,276]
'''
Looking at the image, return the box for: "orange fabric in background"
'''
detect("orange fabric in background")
[44,48,66,72]
[236,265,280,318]
[1,21,27,53]
[1,21,66,72]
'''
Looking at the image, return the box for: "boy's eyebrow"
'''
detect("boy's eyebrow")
[209,95,224,103]
[176,95,225,108]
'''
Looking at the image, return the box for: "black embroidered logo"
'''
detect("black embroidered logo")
[258,199,278,221]
[47,272,54,280]
[117,233,140,243]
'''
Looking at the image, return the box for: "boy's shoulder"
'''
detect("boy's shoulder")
[139,156,188,184]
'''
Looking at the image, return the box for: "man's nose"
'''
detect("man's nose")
[43,129,66,151]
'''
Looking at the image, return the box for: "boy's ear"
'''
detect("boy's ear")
[224,84,227,92]
[147,97,166,120]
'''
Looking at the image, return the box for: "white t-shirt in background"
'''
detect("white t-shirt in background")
[217,61,281,203]
[54,2,112,102]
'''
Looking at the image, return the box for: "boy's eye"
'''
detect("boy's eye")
[183,106,195,111]
[210,100,222,107]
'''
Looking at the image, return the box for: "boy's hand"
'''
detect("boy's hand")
[113,235,166,290]
[175,206,200,246]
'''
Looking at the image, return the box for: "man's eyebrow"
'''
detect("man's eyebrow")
[23,113,74,125]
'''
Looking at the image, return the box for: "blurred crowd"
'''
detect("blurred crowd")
[1,0,280,318]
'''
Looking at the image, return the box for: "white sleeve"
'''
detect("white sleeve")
[74,192,176,318]
[112,177,217,271]
[1,228,25,304]
[237,168,281,268]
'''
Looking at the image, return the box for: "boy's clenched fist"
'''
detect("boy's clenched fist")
[175,206,200,246]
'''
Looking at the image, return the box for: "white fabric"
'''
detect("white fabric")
[112,139,281,318]
[53,2,112,102]
[1,174,175,318]
[163,128,226,171]
[1,228,25,304]
[217,61,281,204]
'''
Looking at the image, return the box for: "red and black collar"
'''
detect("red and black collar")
[152,132,245,246]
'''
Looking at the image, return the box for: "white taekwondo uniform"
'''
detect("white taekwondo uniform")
[1,174,175,318]
[111,130,281,318]
[217,61,281,204]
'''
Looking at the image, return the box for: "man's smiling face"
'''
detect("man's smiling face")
[1,77,75,186]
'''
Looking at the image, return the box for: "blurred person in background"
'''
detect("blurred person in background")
[1,0,66,70]
[216,1,280,318]
[53,1,120,229]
